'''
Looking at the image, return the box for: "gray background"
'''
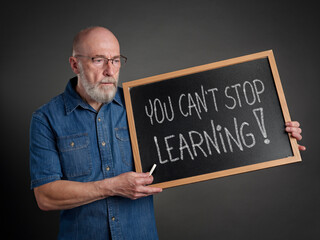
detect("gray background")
[1,0,319,239]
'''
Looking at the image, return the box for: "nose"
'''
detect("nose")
[102,60,116,77]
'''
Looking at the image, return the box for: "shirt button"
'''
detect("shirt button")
[106,166,110,171]
[98,117,101,122]
[101,141,106,146]
[111,217,115,221]
[70,142,75,147]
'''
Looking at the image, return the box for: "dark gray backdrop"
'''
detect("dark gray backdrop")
[1,0,319,239]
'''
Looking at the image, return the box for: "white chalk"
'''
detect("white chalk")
[149,164,157,176]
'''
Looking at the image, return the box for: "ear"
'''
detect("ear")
[69,57,80,74]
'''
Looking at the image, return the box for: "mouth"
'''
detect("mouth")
[100,82,114,86]
[99,80,115,87]
[98,77,117,89]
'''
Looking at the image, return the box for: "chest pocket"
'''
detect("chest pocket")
[57,133,92,179]
[115,127,134,172]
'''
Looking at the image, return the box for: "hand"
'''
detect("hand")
[285,121,306,151]
[107,172,162,200]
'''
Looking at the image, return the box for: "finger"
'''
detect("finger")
[298,144,306,151]
[136,185,163,195]
[285,127,302,134]
[130,186,162,200]
[285,121,300,127]
[291,131,302,141]
[130,188,163,200]
[136,175,154,186]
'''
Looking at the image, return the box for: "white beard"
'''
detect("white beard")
[78,68,119,104]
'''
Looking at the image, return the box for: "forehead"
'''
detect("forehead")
[80,29,120,56]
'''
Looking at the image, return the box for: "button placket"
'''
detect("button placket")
[96,112,114,178]
[97,115,107,148]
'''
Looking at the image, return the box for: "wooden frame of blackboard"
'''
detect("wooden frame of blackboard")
[123,50,301,189]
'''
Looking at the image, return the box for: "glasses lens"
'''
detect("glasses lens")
[89,56,127,68]
[92,57,104,66]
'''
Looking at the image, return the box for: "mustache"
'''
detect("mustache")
[99,77,117,84]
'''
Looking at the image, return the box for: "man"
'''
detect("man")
[30,26,162,240]
[29,26,305,240]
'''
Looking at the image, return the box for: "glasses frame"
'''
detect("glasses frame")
[74,54,127,68]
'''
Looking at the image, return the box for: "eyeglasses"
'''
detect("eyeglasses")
[74,54,127,68]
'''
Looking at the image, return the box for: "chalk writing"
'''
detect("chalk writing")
[143,79,270,165]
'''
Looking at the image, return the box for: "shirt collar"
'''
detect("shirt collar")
[63,76,124,115]
[112,87,124,107]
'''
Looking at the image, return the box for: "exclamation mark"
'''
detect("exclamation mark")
[253,108,270,144]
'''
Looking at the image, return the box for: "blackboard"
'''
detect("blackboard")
[123,50,301,189]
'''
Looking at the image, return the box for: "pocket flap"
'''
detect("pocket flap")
[115,127,130,141]
[57,133,89,152]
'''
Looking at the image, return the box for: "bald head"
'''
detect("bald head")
[72,26,120,56]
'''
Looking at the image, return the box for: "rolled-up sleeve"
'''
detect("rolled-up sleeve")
[29,112,62,189]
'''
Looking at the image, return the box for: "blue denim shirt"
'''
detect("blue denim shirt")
[29,77,158,240]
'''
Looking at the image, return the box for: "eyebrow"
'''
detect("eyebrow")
[93,54,121,58]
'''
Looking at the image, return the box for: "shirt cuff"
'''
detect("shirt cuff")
[30,175,61,189]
